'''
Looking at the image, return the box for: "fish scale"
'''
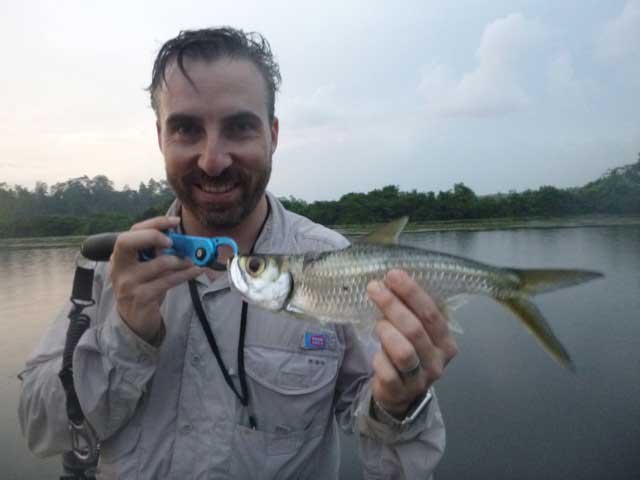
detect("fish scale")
[287,244,517,327]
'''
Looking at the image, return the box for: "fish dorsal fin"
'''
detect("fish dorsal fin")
[358,216,409,245]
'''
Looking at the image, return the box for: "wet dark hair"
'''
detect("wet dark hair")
[147,27,281,120]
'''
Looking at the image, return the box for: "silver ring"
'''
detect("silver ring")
[398,358,421,380]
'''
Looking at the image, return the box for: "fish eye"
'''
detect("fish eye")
[246,256,266,276]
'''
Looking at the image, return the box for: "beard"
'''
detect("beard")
[168,160,271,229]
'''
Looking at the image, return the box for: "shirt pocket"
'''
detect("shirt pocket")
[244,344,339,437]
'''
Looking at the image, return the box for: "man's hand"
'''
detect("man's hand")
[367,269,458,418]
[110,216,202,342]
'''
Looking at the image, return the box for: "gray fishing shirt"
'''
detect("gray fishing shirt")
[18,193,446,479]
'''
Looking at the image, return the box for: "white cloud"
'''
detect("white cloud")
[418,13,546,117]
[596,0,640,62]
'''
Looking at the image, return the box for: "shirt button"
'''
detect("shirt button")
[181,424,193,434]
[191,354,201,365]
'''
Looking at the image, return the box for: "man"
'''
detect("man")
[19,27,457,479]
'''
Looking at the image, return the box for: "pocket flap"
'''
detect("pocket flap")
[244,345,338,395]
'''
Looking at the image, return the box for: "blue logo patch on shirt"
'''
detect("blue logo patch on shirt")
[305,333,326,349]
[302,331,336,350]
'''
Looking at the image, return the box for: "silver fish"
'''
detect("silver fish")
[228,217,603,370]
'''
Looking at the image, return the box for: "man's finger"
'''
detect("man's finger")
[371,350,405,407]
[112,229,174,265]
[384,270,451,346]
[133,265,203,303]
[131,215,180,232]
[376,318,444,387]
[129,255,197,284]
[375,319,428,375]
[112,256,198,305]
[368,280,434,363]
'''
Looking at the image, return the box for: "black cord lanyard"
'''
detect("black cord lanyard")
[186,203,270,430]
[188,282,254,427]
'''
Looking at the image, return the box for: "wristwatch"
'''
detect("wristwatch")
[372,388,433,427]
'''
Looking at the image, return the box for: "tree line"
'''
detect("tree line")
[283,154,640,224]
[1,155,639,238]
[0,176,174,237]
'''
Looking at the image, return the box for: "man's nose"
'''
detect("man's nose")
[198,132,232,176]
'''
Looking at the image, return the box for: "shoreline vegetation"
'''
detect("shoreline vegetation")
[1,154,638,242]
[337,214,640,236]
[2,215,639,250]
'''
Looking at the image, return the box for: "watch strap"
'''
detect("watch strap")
[372,388,433,427]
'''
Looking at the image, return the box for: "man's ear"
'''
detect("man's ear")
[270,117,279,154]
[156,120,162,152]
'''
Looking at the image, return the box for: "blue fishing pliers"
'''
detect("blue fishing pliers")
[81,231,239,270]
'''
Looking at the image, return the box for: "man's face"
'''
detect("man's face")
[155,57,278,228]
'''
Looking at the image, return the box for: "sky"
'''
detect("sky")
[1,0,638,201]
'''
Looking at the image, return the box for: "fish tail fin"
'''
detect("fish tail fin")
[497,297,576,372]
[497,268,602,371]
[508,268,603,296]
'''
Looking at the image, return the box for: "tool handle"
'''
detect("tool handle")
[81,232,120,261]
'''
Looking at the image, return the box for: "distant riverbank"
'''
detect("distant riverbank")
[0,235,86,250]
[2,215,639,250]
[335,214,640,236]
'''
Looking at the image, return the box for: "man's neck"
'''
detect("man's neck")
[181,195,269,257]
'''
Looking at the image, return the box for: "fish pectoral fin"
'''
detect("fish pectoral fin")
[357,216,409,245]
[354,317,377,338]
[285,303,304,314]
[284,303,309,319]
[497,297,575,372]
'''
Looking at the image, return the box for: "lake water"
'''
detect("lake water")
[1,226,639,479]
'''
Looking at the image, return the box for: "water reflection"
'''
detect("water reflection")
[0,247,77,479]
[431,227,640,480]
[2,227,639,479]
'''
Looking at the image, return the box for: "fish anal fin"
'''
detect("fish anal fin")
[439,296,467,334]
[498,297,575,372]
[358,217,409,245]
[446,314,464,335]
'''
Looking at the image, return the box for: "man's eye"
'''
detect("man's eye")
[227,120,256,137]
[176,123,198,136]
[168,119,201,139]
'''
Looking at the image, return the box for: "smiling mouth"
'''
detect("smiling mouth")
[197,182,238,194]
